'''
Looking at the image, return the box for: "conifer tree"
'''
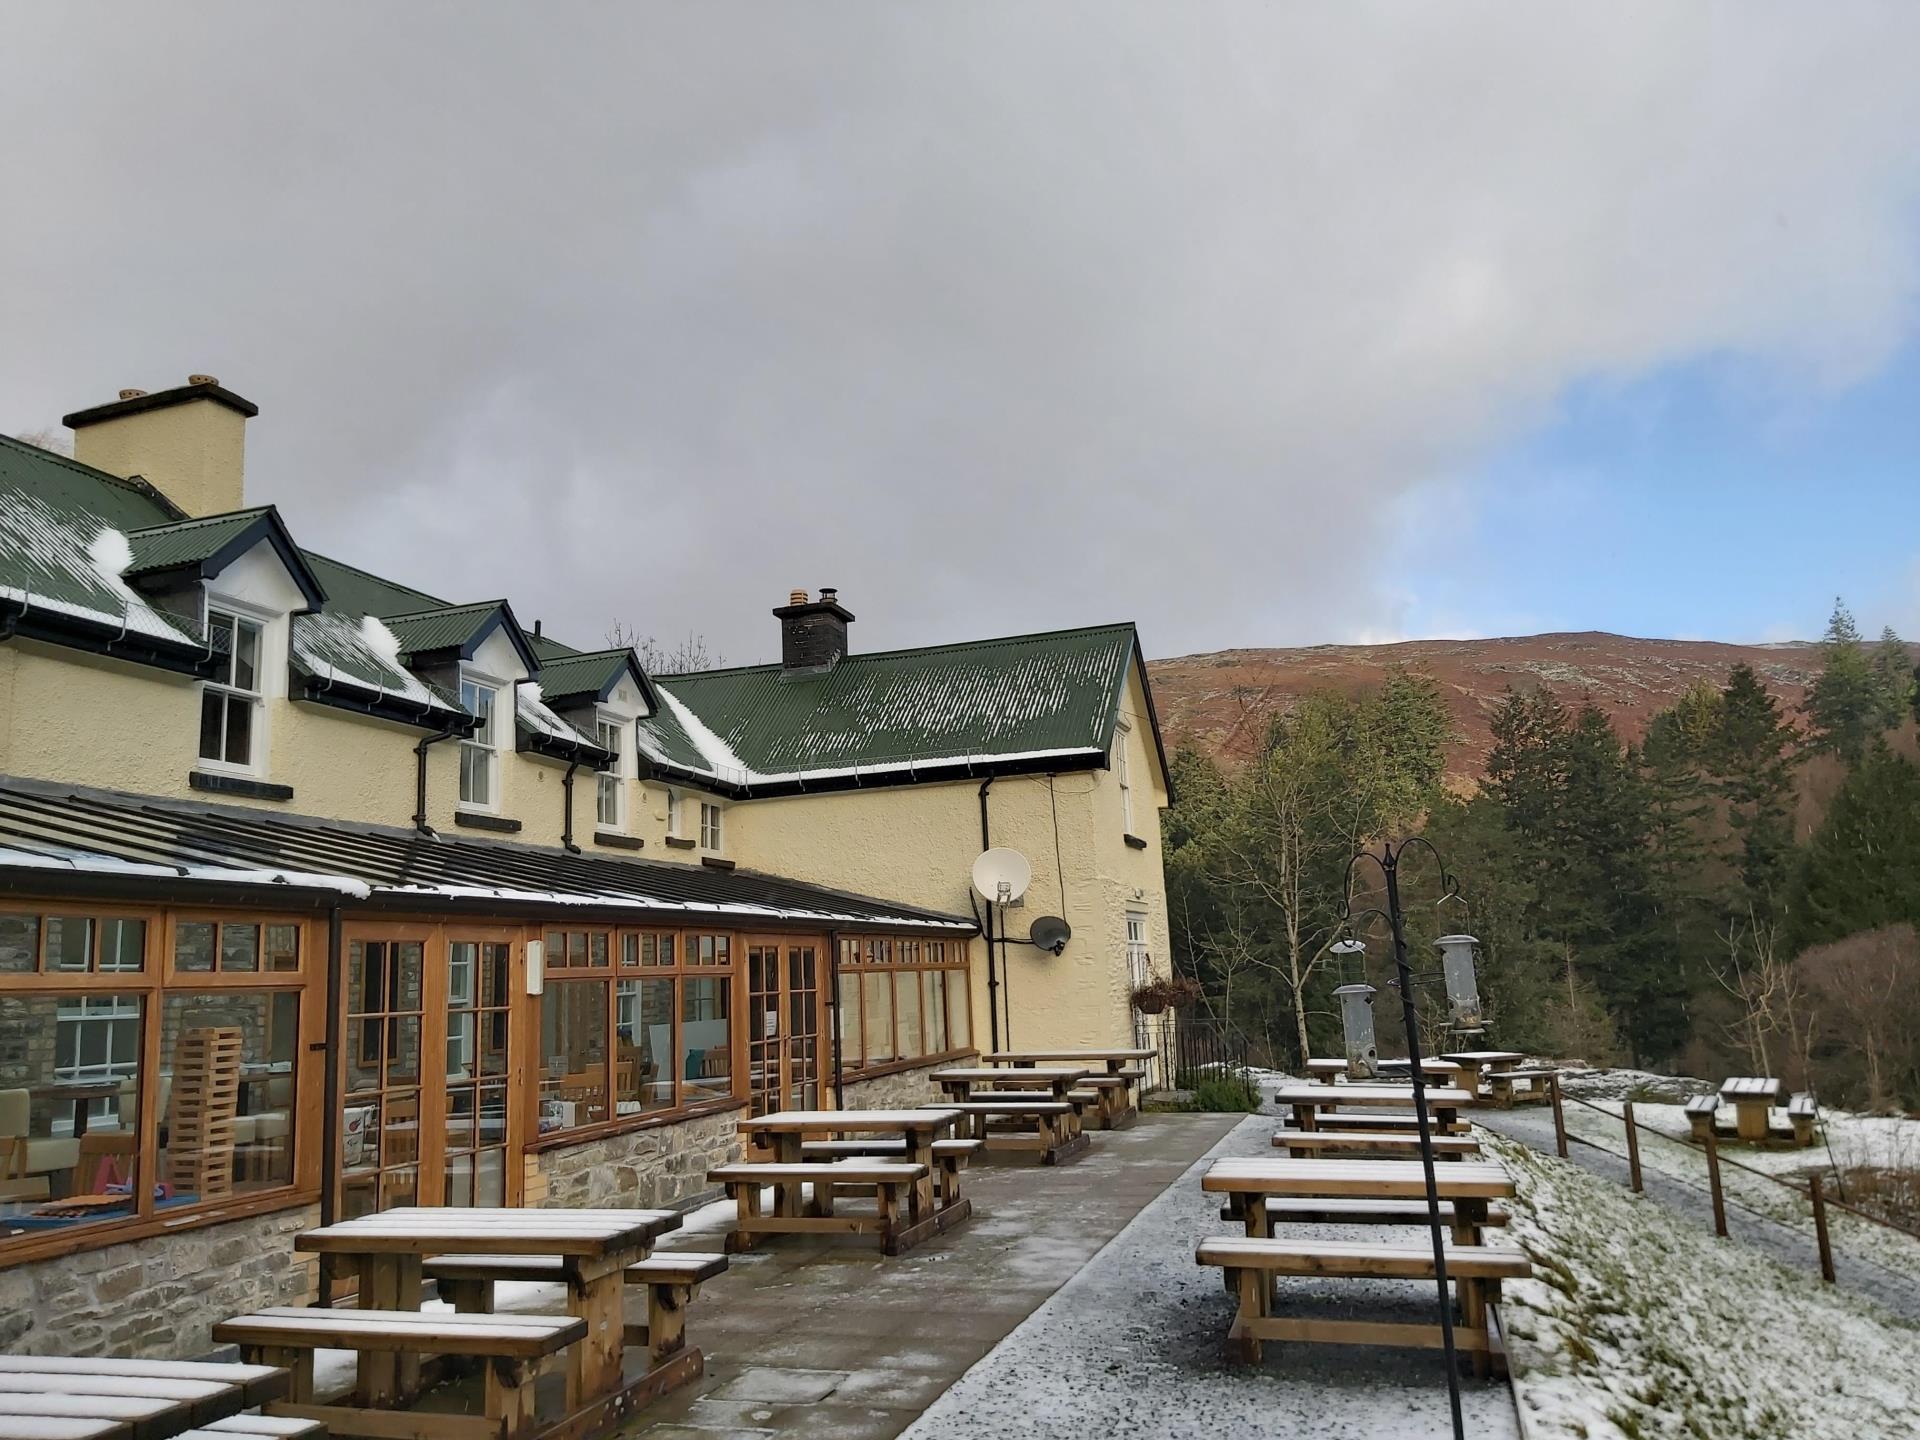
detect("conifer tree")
[1805,599,1882,761]
[1712,663,1799,919]
[1870,626,1914,730]
[1793,742,1920,948]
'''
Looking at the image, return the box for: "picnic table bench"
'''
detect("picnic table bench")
[1271,1085,1472,1136]
[1438,1051,1528,1101]
[0,1360,295,1440]
[799,1135,983,1207]
[285,1205,686,1437]
[1486,1066,1558,1109]
[729,1109,970,1253]
[1201,1157,1514,1246]
[421,1250,728,1370]
[1270,1129,1482,1160]
[1314,1111,1471,1136]
[1788,1093,1818,1147]
[710,1159,927,1255]
[927,1098,1088,1164]
[983,1048,1154,1128]
[1222,1196,1510,1229]
[1195,1235,1531,1370]
[212,1308,578,1440]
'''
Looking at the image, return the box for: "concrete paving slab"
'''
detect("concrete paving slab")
[621,1110,1239,1439]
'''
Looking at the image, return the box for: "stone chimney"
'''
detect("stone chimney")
[65,374,257,518]
[772,587,854,672]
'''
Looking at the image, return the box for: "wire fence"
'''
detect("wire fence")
[1538,1077,1920,1296]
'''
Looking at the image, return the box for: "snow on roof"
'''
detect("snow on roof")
[516,679,598,747]
[0,492,202,646]
[292,609,454,711]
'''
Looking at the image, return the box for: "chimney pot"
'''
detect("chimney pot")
[788,589,808,605]
[118,389,147,401]
[819,587,838,602]
[188,374,219,387]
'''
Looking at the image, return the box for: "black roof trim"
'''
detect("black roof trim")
[0,595,214,678]
[291,677,479,736]
[65,380,259,428]
[636,745,1109,801]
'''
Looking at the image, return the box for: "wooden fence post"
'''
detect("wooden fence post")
[1623,1099,1643,1194]
[1549,1072,1568,1159]
[1703,1127,1729,1238]
[1810,1174,1836,1283]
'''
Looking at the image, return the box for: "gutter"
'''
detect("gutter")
[413,725,462,834]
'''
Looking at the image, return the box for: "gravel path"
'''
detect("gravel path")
[1474,1106,1920,1322]
[900,1114,1519,1440]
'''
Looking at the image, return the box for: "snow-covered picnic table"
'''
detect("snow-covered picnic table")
[0,1355,291,1440]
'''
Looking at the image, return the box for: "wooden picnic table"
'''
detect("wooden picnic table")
[1438,1050,1527,1099]
[1720,1076,1787,1142]
[983,1049,1153,1128]
[294,1205,679,1416]
[0,1356,289,1440]
[737,1109,966,1239]
[1304,1058,1350,1083]
[1201,1156,1515,1245]
[931,1065,1088,1099]
[1270,1084,1472,1135]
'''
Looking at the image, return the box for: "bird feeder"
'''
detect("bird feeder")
[1330,938,1376,1079]
[1435,934,1484,1034]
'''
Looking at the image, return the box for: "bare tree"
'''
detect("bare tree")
[1799,925,1920,1111]
[1711,906,1809,1080]
[12,427,69,455]
[605,622,724,674]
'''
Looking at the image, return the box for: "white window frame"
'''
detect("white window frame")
[199,598,269,776]
[1115,720,1134,835]
[699,801,724,852]
[1125,908,1151,1050]
[665,788,682,838]
[595,712,628,830]
[54,995,142,1135]
[458,670,504,812]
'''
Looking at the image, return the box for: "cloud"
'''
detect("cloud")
[2,3,1917,662]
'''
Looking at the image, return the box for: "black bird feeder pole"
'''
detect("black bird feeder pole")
[1380,841,1466,1440]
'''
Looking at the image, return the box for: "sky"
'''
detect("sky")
[2,3,1917,665]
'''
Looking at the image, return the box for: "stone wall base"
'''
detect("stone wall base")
[0,1203,319,1359]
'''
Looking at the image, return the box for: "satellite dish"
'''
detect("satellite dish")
[971,847,1032,906]
[1029,916,1071,955]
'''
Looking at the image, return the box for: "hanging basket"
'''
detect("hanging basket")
[1130,978,1175,1015]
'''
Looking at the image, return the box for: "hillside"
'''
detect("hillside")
[1147,631,1823,783]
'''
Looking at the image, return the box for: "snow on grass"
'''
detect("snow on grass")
[1555,1096,1920,1288]
[1492,1132,1920,1440]
[1558,1068,1715,1105]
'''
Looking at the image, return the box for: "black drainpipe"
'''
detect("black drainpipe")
[828,929,846,1108]
[413,726,460,834]
[314,900,345,1304]
[561,759,582,854]
[0,603,19,644]
[978,777,999,1053]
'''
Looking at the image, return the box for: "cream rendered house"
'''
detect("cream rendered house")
[0,375,1172,1358]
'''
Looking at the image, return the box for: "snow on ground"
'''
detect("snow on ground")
[902,1114,1520,1440]
[1553,1093,1920,1287]
[1556,1067,1714,1105]
[1491,1132,1920,1440]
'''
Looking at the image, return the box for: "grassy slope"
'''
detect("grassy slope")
[1489,1134,1920,1440]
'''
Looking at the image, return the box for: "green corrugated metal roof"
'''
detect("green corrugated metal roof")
[124,508,273,575]
[382,600,512,658]
[636,624,1138,790]
[301,551,450,619]
[0,432,178,533]
[536,648,633,703]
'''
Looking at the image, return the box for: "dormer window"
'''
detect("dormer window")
[595,715,628,829]
[200,607,263,772]
[458,675,501,810]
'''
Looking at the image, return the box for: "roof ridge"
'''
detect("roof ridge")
[299,548,451,612]
[381,597,509,622]
[0,431,188,519]
[656,620,1139,682]
[127,505,274,535]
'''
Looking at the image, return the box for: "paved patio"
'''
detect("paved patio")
[625,1112,1241,1439]
[612,1110,1518,1439]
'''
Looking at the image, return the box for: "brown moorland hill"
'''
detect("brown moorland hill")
[1147,631,1823,785]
